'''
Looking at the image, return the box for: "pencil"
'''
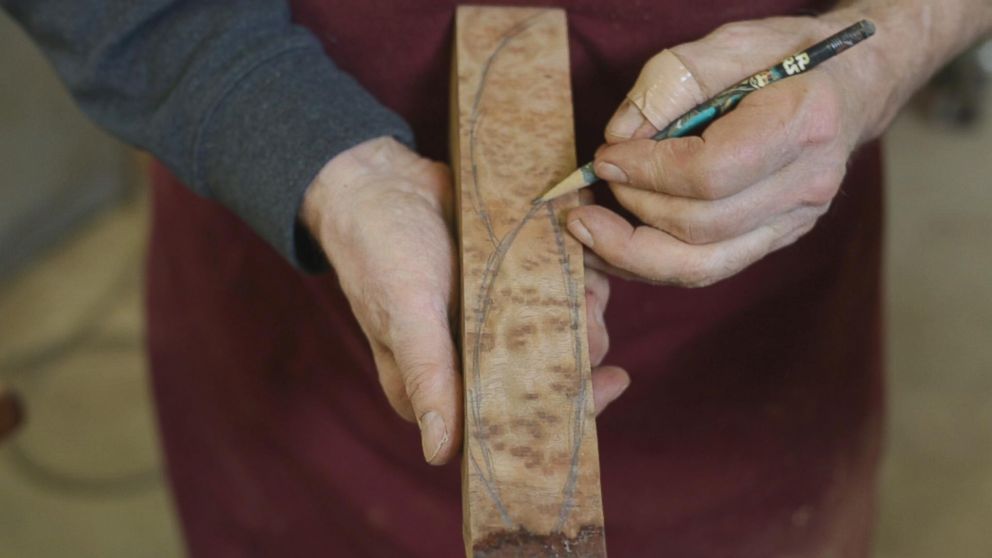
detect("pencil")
[535,19,877,203]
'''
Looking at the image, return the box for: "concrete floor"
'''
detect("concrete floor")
[0,54,990,558]
[0,188,183,558]
[874,102,992,557]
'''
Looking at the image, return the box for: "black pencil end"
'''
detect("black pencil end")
[859,20,877,38]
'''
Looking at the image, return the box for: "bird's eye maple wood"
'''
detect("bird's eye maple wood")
[450,6,607,557]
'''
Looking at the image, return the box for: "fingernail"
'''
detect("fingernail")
[595,162,628,184]
[568,219,594,248]
[606,102,644,140]
[418,411,448,464]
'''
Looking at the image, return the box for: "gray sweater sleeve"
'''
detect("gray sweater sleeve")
[1,0,415,271]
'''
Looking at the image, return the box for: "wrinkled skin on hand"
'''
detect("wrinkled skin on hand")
[302,137,629,465]
[568,15,886,287]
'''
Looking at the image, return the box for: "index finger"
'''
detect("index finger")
[605,50,707,144]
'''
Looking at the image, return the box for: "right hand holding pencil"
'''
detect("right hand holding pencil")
[566,14,892,287]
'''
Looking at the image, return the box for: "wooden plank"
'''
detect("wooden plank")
[451,6,606,557]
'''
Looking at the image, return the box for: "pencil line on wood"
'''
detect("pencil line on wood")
[545,202,588,532]
[464,13,549,528]
[467,12,545,249]
[468,202,543,528]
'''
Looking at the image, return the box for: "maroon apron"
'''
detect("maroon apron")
[147,1,884,556]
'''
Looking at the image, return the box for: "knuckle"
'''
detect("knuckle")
[672,253,720,288]
[710,21,762,42]
[356,282,391,337]
[798,217,818,237]
[710,21,738,37]
[702,23,760,62]
[680,270,719,289]
[776,208,823,251]
[702,217,737,244]
[802,168,845,206]
[613,244,635,273]
[402,360,439,406]
[668,142,730,200]
[643,143,671,190]
[668,217,711,245]
[654,137,701,192]
[803,203,831,223]
[814,200,833,217]
[781,218,817,251]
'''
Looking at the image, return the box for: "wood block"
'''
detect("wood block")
[451,6,606,557]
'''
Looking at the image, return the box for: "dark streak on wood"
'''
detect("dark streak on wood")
[472,526,605,558]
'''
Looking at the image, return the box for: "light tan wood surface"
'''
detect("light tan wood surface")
[451,6,606,556]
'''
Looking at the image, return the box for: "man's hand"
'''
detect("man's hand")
[566,16,875,287]
[567,1,991,287]
[301,137,629,465]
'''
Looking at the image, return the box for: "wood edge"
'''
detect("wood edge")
[449,10,469,558]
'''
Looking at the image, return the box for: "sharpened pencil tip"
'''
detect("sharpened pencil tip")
[534,166,596,203]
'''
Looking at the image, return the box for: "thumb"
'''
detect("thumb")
[388,309,463,466]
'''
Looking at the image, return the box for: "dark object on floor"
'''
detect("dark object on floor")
[0,385,24,442]
[917,40,991,128]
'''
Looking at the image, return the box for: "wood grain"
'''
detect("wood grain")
[451,6,606,557]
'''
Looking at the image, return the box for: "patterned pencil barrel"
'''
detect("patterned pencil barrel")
[655,19,876,140]
[536,20,876,203]
[800,19,876,70]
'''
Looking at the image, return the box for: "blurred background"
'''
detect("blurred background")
[1,12,990,558]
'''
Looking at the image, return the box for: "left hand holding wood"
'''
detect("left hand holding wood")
[301,137,628,465]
